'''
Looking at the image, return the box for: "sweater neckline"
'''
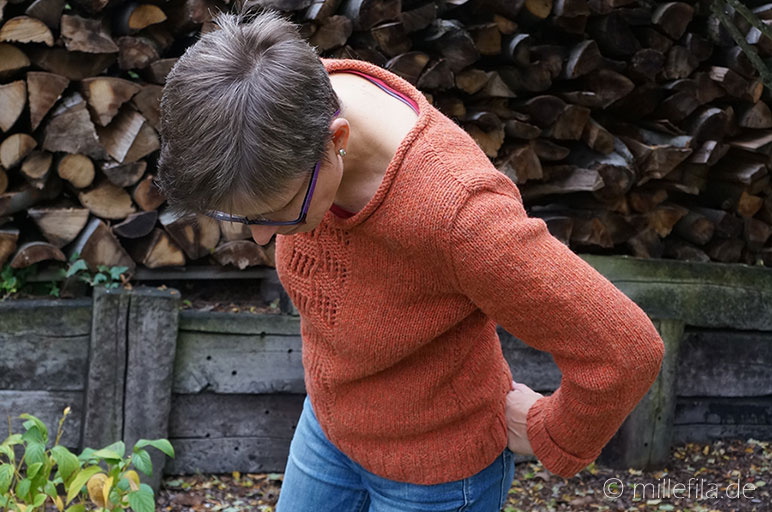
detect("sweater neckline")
[321,58,432,229]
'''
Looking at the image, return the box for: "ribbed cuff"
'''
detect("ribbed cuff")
[525,395,597,479]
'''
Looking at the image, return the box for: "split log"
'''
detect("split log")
[212,240,267,269]
[0,133,36,169]
[78,180,136,219]
[531,138,570,161]
[310,15,353,51]
[113,210,158,239]
[306,0,345,22]
[0,80,25,133]
[545,104,591,140]
[96,108,146,162]
[20,150,52,189]
[158,209,220,260]
[28,47,115,80]
[663,236,711,262]
[101,160,147,187]
[0,43,30,80]
[57,153,94,188]
[115,3,167,35]
[27,71,69,131]
[651,2,694,40]
[123,121,160,163]
[496,143,542,183]
[143,57,177,85]
[672,209,715,246]
[519,167,604,201]
[516,94,565,127]
[117,35,160,69]
[128,227,185,268]
[60,14,119,53]
[0,226,19,266]
[27,206,89,248]
[0,15,54,46]
[416,58,453,89]
[219,220,252,241]
[504,118,540,139]
[132,174,165,211]
[69,217,135,273]
[25,0,65,29]
[43,97,108,159]
[339,0,401,31]
[421,19,480,72]
[10,240,65,268]
[384,51,430,85]
[82,77,142,126]
[371,21,410,57]
[0,178,61,216]
[582,118,614,154]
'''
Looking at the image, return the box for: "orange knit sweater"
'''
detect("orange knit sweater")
[274,58,666,485]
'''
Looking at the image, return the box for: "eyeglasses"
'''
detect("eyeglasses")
[204,108,340,226]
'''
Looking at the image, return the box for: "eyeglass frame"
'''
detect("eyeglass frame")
[203,108,341,226]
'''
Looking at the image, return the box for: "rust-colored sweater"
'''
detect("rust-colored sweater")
[274,57,666,485]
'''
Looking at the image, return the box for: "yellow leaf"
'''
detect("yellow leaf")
[103,476,113,507]
[124,470,141,492]
[17,504,26,512]
[232,471,241,481]
[55,495,64,512]
[87,473,108,507]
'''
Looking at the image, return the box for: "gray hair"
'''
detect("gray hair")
[156,9,341,216]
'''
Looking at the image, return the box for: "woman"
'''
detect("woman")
[157,10,665,512]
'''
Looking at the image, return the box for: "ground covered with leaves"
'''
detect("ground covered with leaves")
[156,438,770,512]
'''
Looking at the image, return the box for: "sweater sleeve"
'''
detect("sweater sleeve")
[446,186,666,479]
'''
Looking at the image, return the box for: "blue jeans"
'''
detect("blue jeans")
[276,395,516,512]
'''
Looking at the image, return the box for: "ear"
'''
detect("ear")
[330,118,350,153]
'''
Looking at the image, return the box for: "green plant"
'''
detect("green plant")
[59,254,129,290]
[0,408,174,512]
[1,264,36,300]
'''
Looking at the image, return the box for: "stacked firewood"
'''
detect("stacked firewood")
[1,0,771,276]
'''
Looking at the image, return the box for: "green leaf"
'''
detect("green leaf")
[65,505,86,512]
[100,441,125,459]
[0,463,14,494]
[91,448,122,463]
[134,439,174,458]
[32,492,47,507]
[127,483,154,512]
[2,434,23,446]
[21,426,44,445]
[132,449,152,476]
[45,480,57,498]
[15,478,31,502]
[76,447,96,464]
[65,259,88,278]
[0,444,14,462]
[51,446,79,482]
[92,273,108,285]
[48,281,61,297]
[109,266,128,280]
[26,462,42,479]
[66,465,102,505]
[24,441,46,466]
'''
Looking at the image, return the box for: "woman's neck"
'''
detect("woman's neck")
[328,72,417,213]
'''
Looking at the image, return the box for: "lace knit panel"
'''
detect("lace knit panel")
[283,224,349,330]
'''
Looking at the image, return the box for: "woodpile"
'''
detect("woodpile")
[1,0,771,275]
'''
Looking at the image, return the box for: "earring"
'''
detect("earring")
[338,148,346,158]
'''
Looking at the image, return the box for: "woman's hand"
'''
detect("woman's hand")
[505,380,543,456]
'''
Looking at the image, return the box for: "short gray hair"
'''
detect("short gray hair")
[156,9,341,216]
